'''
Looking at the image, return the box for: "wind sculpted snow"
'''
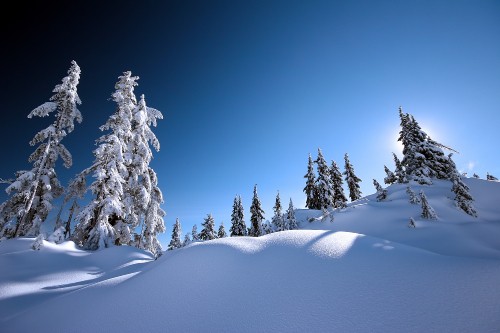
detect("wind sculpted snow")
[1,178,499,332]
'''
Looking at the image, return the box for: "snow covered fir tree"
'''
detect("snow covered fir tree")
[272,191,284,232]
[200,214,217,241]
[343,153,362,202]
[0,61,82,239]
[168,218,182,250]
[230,195,246,236]
[249,185,265,237]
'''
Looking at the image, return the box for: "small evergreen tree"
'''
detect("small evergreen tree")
[408,217,416,228]
[486,173,498,181]
[249,185,265,237]
[183,233,191,247]
[271,191,284,232]
[343,153,362,202]
[230,195,247,236]
[191,224,200,242]
[303,154,319,209]
[392,153,407,183]
[261,221,273,235]
[383,165,396,185]
[448,156,477,217]
[406,185,420,204]
[472,173,480,179]
[217,222,227,238]
[419,190,437,220]
[168,218,182,250]
[373,179,387,201]
[315,148,335,209]
[285,198,298,230]
[200,213,217,241]
[330,160,347,208]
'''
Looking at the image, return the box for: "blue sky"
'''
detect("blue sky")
[1,0,499,246]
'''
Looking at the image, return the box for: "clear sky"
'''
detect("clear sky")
[1,0,499,246]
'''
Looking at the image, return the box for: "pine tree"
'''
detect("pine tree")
[343,153,362,202]
[373,179,387,201]
[448,156,477,217]
[230,195,247,236]
[140,172,165,258]
[200,213,217,241]
[271,191,284,232]
[303,154,319,209]
[249,185,265,237]
[472,173,480,179]
[408,217,416,228]
[191,224,200,242]
[217,222,227,238]
[168,218,182,251]
[261,221,273,235]
[183,233,191,247]
[330,160,347,208]
[383,165,396,185]
[1,61,82,239]
[486,173,498,181]
[285,198,298,230]
[419,190,437,220]
[392,153,407,183]
[315,148,335,209]
[406,185,420,204]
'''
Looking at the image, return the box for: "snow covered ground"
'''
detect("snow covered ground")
[1,178,499,332]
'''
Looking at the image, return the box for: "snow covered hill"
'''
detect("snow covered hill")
[1,178,499,332]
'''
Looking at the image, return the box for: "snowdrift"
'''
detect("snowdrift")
[1,178,499,332]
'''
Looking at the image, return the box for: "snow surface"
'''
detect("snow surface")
[1,178,499,332]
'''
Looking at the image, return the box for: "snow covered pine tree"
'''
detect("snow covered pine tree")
[271,191,284,232]
[344,153,362,202]
[168,218,182,250]
[200,214,217,241]
[230,195,247,236]
[0,61,82,239]
[249,185,265,237]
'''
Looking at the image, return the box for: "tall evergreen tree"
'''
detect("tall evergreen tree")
[373,179,387,201]
[200,213,217,241]
[249,185,265,237]
[383,165,396,185]
[419,190,437,220]
[141,171,165,258]
[315,148,335,209]
[330,160,347,208]
[168,218,182,250]
[1,61,82,239]
[271,191,284,232]
[343,153,362,202]
[303,153,319,209]
[230,195,247,236]
[285,198,298,230]
[217,222,227,238]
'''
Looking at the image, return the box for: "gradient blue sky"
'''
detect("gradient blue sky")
[1,0,499,246]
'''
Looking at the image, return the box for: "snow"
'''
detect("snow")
[1,178,500,332]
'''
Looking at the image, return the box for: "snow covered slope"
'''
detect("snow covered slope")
[1,178,499,332]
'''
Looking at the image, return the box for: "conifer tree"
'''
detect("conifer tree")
[191,224,200,242]
[315,148,335,209]
[230,195,247,236]
[373,179,387,201]
[140,172,165,257]
[303,154,319,209]
[183,233,191,247]
[217,222,227,238]
[271,191,284,232]
[486,173,498,181]
[200,213,217,241]
[261,221,273,235]
[472,173,480,179]
[168,218,183,250]
[392,153,407,183]
[330,160,347,208]
[419,190,437,220]
[285,198,298,230]
[1,61,82,238]
[249,185,265,237]
[448,156,477,217]
[408,217,416,228]
[406,185,420,204]
[343,153,362,202]
[383,165,396,185]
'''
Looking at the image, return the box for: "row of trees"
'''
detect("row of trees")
[167,185,299,250]
[303,149,362,211]
[0,61,166,257]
